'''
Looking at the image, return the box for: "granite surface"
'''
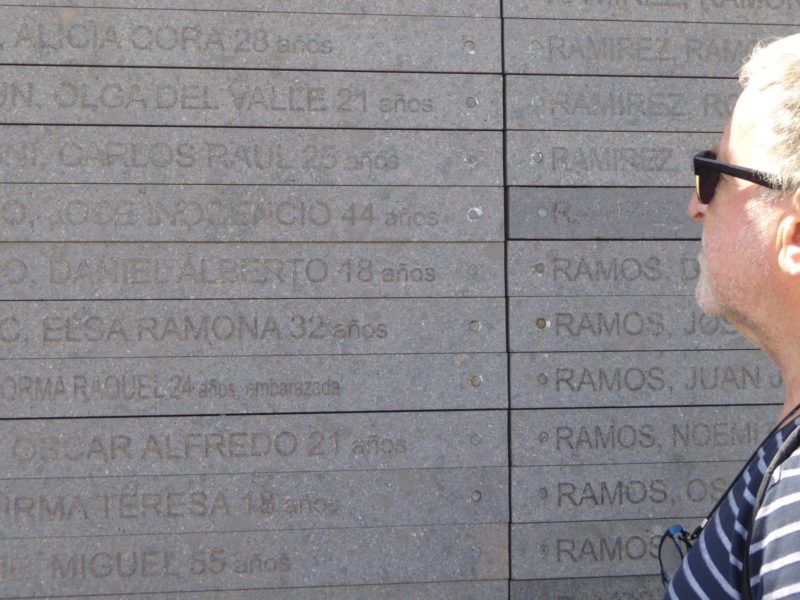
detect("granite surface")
[506,75,736,132]
[0,67,502,129]
[507,131,717,186]
[0,185,504,242]
[0,126,503,186]
[0,3,783,597]
[0,524,509,596]
[0,466,508,537]
[511,405,777,465]
[0,7,501,71]
[0,298,506,358]
[0,1,501,17]
[508,187,701,240]
[511,350,782,408]
[505,20,796,76]
[1,410,508,478]
[511,519,682,579]
[509,296,752,352]
[0,241,505,299]
[512,461,740,521]
[507,240,700,297]
[51,581,511,600]
[504,0,800,24]
[510,576,662,600]
[0,353,508,417]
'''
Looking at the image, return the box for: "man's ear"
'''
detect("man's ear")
[778,190,800,276]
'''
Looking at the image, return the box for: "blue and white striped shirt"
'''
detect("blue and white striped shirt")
[666,417,800,600]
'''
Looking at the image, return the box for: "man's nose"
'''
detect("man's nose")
[688,191,706,221]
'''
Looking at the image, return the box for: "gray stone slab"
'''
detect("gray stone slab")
[511,350,782,409]
[2,411,507,478]
[511,576,662,600]
[507,131,717,186]
[0,467,507,538]
[0,353,508,418]
[0,185,504,243]
[506,75,736,132]
[511,406,777,466]
[508,241,700,297]
[0,127,503,186]
[508,187,701,240]
[0,7,501,72]
[512,519,680,579]
[0,1,500,17]
[509,296,752,352]
[0,524,508,596]
[50,581,510,600]
[505,20,796,76]
[0,67,502,130]
[0,242,505,300]
[512,461,740,522]
[504,0,800,24]
[0,298,505,358]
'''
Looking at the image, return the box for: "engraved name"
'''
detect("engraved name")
[550,146,675,172]
[10,431,407,464]
[0,80,436,117]
[30,197,439,233]
[549,475,730,509]
[13,20,333,55]
[555,534,659,564]
[543,35,751,65]
[0,372,342,404]
[37,314,389,344]
[547,363,781,394]
[47,546,291,581]
[0,486,340,524]
[547,420,768,451]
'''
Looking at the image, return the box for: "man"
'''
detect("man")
[663,34,800,599]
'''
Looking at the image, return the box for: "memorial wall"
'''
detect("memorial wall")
[0,2,795,598]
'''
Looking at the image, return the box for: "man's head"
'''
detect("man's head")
[689,34,800,353]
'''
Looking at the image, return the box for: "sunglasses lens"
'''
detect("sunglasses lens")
[659,525,692,589]
[659,536,685,582]
[698,170,719,205]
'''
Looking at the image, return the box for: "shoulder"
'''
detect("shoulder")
[748,438,800,599]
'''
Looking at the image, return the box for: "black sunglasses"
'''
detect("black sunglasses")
[694,150,782,205]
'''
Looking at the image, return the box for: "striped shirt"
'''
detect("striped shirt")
[666,417,800,600]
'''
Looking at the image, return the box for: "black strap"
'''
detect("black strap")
[742,425,800,600]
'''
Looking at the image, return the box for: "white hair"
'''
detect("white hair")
[740,34,800,192]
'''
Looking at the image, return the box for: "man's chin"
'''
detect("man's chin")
[694,279,724,317]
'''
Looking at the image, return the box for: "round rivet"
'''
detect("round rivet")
[467,207,483,221]
[535,318,547,329]
[466,97,478,108]
[470,433,482,446]
[538,431,549,443]
[470,375,483,388]
[464,40,476,54]
[537,208,548,218]
[469,320,482,333]
[539,487,548,500]
[537,373,549,385]
[531,151,544,164]
[471,490,482,503]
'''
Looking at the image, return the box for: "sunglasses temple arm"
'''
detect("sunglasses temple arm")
[690,519,708,542]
